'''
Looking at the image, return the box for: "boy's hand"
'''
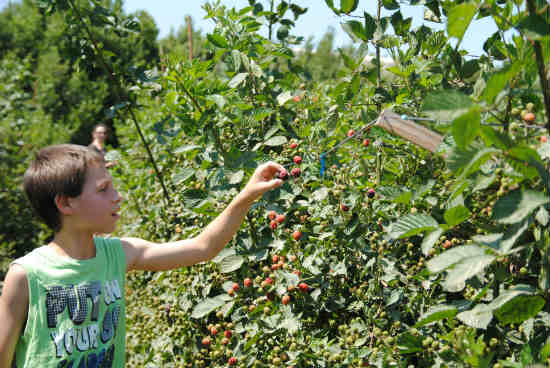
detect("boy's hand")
[241,161,285,200]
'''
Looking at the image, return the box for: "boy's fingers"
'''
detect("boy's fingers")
[258,161,285,180]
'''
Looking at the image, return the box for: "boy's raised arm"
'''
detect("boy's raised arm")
[121,161,285,271]
[0,265,29,368]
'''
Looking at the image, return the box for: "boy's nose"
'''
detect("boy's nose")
[113,191,123,203]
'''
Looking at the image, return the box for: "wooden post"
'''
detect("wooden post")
[376,110,444,154]
[187,16,193,62]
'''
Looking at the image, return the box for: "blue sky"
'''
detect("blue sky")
[123,1,498,57]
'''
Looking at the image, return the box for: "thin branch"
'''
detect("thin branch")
[66,0,171,204]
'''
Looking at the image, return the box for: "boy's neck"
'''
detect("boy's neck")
[49,231,97,260]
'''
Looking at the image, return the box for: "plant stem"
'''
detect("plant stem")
[268,0,274,41]
[526,0,550,134]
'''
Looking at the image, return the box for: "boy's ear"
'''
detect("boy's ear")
[54,194,75,215]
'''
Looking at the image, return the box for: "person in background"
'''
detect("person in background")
[89,123,115,168]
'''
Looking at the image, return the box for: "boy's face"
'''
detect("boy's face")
[68,163,122,234]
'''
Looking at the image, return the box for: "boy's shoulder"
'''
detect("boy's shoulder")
[11,246,49,267]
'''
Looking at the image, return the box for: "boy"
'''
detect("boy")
[0,144,284,367]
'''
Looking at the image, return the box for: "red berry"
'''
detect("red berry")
[282,295,291,305]
[298,282,309,292]
[232,282,239,291]
[292,230,302,241]
[202,337,211,346]
[224,330,232,338]
[291,167,301,177]
[277,169,289,180]
[293,155,302,164]
[268,210,277,220]
[272,254,279,263]
[347,129,355,137]
[541,136,548,143]
[228,357,237,366]
[275,214,286,224]
[244,278,252,287]
[293,95,301,102]
[271,263,279,271]
[221,337,230,345]
[264,277,273,285]
[367,188,375,199]
[290,141,298,149]
[363,138,370,147]
[523,112,535,122]
[210,327,217,336]
[341,203,350,212]
[270,220,278,230]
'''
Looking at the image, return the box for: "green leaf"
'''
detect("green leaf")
[324,0,340,14]
[427,245,487,273]
[492,190,549,224]
[264,136,287,147]
[364,12,376,40]
[479,125,513,150]
[342,20,367,42]
[397,332,423,354]
[173,145,202,154]
[228,170,244,184]
[442,253,495,292]
[421,90,473,122]
[276,91,293,106]
[207,94,226,109]
[493,295,545,325]
[415,305,459,328]
[312,188,329,201]
[452,108,481,148]
[207,33,229,48]
[228,73,248,88]
[388,213,439,239]
[191,294,232,319]
[444,205,471,227]
[422,227,444,256]
[447,2,477,43]
[219,255,244,273]
[276,25,289,40]
[382,0,399,10]
[499,220,529,254]
[516,14,550,40]
[390,11,412,37]
[488,285,535,311]
[231,50,241,72]
[483,62,522,104]
[457,304,493,329]
[340,0,358,14]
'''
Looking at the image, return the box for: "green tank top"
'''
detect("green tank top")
[12,237,127,368]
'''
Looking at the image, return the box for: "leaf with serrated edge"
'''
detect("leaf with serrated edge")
[457,304,493,329]
[427,245,487,274]
[422,227,444,256]
[388,214,439,239]
[442,254,495,292]
[415,305,458,328]
[493,190,549,224]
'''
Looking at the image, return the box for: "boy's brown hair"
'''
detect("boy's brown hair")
[23,144,104,232]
